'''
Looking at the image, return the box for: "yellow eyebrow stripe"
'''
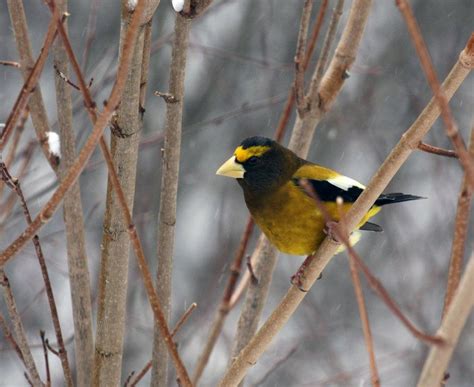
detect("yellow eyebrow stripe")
[234,145,270,162]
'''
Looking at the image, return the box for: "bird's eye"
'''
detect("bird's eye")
[247,156,258,165]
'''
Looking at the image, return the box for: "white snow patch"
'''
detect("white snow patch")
[127,0,138,10]
[172,0,184,12]
[328,175,365,191]
[0,123,5,129]
[46,131,61,158]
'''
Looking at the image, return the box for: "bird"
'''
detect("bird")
[216,136,423,256]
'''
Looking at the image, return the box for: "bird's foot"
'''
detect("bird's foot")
[291,271,308,292]
[290,254,321,292]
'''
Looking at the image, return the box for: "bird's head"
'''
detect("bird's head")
[216,136,301,194]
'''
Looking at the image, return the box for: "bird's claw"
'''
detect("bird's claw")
[291,271,308,292]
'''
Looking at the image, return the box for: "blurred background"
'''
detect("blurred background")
[0,0,473,385]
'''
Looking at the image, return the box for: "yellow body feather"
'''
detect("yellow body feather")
[247,180,380,255]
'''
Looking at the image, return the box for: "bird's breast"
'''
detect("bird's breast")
[245,182,326,255]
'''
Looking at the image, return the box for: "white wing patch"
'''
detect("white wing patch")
[327,175,365,191]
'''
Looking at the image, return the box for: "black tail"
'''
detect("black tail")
[375,193,425,206]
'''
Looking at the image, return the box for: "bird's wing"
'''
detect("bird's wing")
[292,163,366,203]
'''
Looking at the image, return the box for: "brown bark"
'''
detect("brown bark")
[52,1,94,385]
[93,6,146,385]
[151,11,191,386]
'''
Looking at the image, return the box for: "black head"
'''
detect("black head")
[216,136,302,195]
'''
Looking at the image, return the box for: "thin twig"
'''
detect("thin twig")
[306,0,345,106]
[0,13,58,154]
[417,142,458,158]
[126,302,197,387]
[40,331,51,387]
[45,340,60,357]
[53,63,80,90]
[273,0,329,142]
[0,60,21,68]
[192,218,254,383]
[442,124,474,316]
[80,0,99,72]
[396,2,474,188]
[129,363,152,387]
[171,302,197,337]
[51,0,94,384]
[344,233,380,385]
[0,311,26,367]
[3,108,29,170]
[294,0,313,114]
[417,253,474,386]
[0,142,35,223]
[250,346,298,387]
[0,271,44,386]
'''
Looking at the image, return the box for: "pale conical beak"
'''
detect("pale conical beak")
[216,156,245,178]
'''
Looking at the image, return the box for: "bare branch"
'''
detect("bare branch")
[151,8,191,386]
[250,346,298,387]
[347,253,380,387]
[1,9,58,159]
[51,0,94,384]
[152,10,191,386]
[294,0,313,114]
[443,124,474,314]
[192,219,254,383]
[274,0,329,142]
[40,331,51,387]
[306,0,345,106]
[417,253,474,386]
[0,311,26,369]
[0,271,44,386]
[0,60,21,68]
[127,303,197,387]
